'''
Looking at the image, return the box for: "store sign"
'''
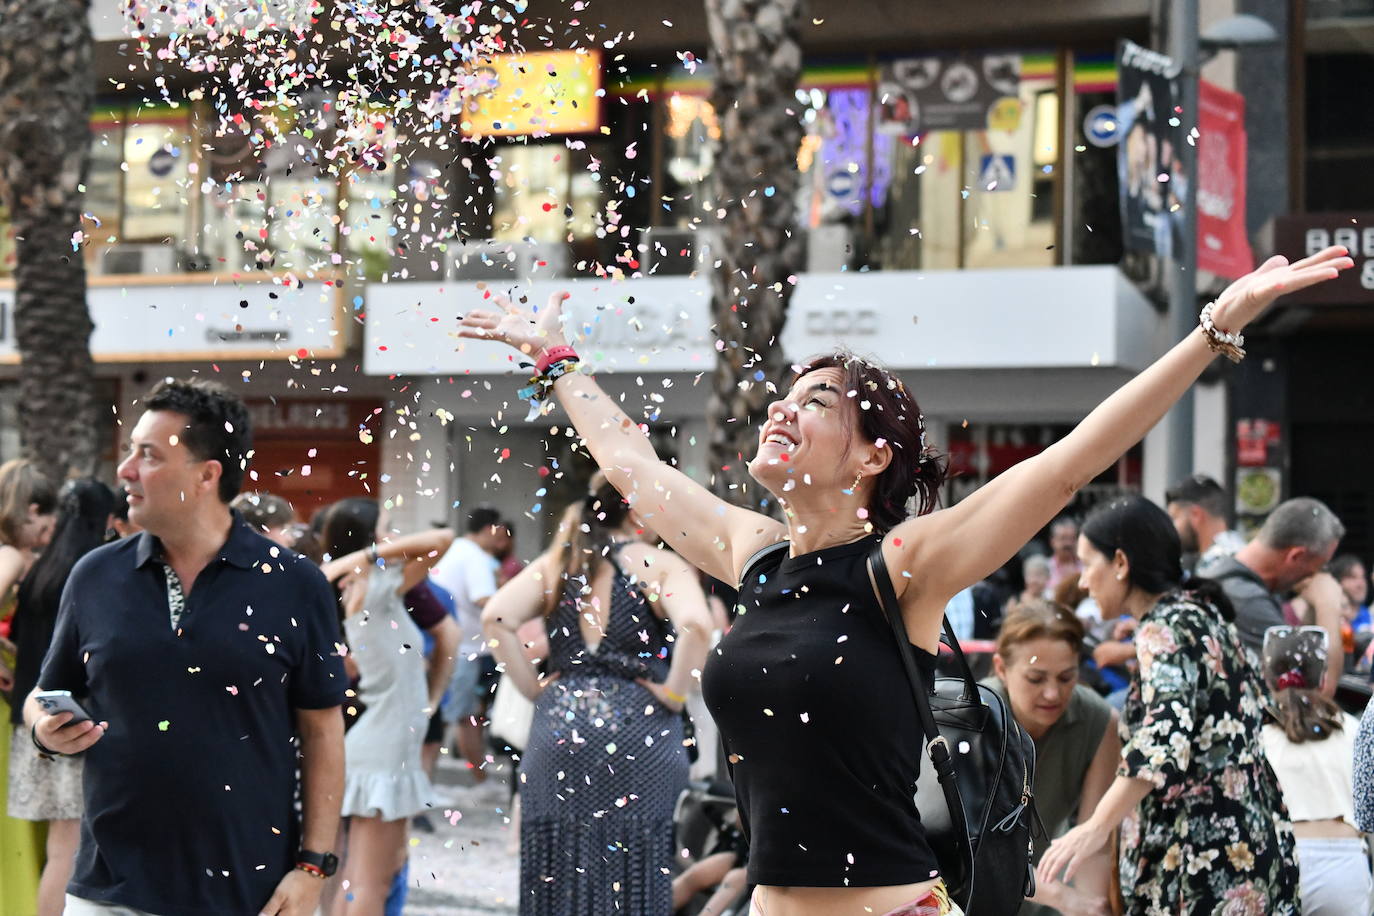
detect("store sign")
[1272,213,1374,304]
[0,278,344,364]
[247,399,364,435]
[1116,40,1185,259]
[363,266,1155,377]
[1196,81,1253,280]
[877,53,1021,135]
[463,50,602,138]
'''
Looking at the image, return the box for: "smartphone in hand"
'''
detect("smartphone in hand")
[33,689,93,724]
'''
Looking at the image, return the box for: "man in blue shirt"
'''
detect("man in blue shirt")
[24,378,347,916]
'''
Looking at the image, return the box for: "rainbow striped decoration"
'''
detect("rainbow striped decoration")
[1073,51,1117,93]
[610,49,1117,99]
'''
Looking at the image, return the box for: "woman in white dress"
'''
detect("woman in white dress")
[321,499,454,916]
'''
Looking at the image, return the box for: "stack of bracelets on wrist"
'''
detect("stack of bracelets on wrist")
[519,345,580,420]
[1198,301,1245,363]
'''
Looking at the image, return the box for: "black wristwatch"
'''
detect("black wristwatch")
[297,849,339,877]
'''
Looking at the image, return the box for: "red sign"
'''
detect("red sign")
[1236,418,1281,467]
[1196,81,1254,280]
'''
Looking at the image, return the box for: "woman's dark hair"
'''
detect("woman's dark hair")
[1263,626,1345,744]
[320,498,380,560]
[792,351,946,532]
[547,471,633,608]
[18,479,116,629]
[142,377,252,503]
[1081,495,1235,620]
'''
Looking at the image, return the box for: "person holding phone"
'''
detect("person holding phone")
[22,378,347,916]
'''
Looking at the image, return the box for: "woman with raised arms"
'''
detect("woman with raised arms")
[459,246,1350,916]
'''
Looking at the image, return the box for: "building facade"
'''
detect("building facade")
[8,0,1333,557]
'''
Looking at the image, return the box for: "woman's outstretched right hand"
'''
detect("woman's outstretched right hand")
[456,288,571,360]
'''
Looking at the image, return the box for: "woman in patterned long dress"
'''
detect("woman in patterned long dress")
[482,474,713,916]
[1038,496,1299,915]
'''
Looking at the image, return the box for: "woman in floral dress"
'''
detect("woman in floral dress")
[1038,495,1299,915]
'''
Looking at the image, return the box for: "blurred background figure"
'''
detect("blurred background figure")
[231,490,298,547]
[320,499,453,916]
[8,480,114,916]
[1260,625,1371,916]
[1011,554,1052,611]
[431,507,507,789]
[482,475,712,915]
[1046,516,1083,596]
[1164,474,1244,575]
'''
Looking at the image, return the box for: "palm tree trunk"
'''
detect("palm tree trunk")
[0,0,98,482]
[703,0,807,510]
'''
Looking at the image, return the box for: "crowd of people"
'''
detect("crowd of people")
[0,245,1371,916]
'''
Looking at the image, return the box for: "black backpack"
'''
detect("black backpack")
[867,543,1039,915]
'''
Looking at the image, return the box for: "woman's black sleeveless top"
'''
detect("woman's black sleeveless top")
[701,533,941,888]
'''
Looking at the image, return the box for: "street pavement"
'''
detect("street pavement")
[400,752,520,915]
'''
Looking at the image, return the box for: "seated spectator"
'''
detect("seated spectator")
[1200,497,1345,694]
[1010,554,1051,612]
[1260,625,1372,915]
[1331,554,1370,651]
[985,599,1120,916]
[1164,474,1245,574]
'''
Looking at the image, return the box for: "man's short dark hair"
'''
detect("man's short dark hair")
[465,506,503,535]
[142,378,252,503]
[1165,474,1229,520]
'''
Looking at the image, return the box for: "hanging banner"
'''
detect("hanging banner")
[877,54,1021,135]
[1196,81,1254,279]
[1116,41,1185,259]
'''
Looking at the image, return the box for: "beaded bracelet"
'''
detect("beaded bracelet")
[518,356,580,421]
[1199,301,1246,363]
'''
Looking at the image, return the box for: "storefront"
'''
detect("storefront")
[363,265,1163,546]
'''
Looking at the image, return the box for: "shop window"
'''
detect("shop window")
[945,421,1141,510]
[490,142,601,245]
[121,115,192,242]
[663,94,720,228]
[873,53,1060,271]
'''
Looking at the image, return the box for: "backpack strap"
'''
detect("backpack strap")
[866,541,975,907]
[735,540,790,592]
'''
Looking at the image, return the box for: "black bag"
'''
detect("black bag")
[867,544,1039,915]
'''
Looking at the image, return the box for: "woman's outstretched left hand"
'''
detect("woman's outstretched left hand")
[636,678,686,713]
[1211,245,1352,333]
[456,288,570,360]
[1037,819,1111,887]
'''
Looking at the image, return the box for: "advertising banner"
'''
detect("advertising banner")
[877,54,1021,135]
[1116,40,1185,259]
[1196,80,1253,279]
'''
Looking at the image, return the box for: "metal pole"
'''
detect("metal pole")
[1164,0,1200,486]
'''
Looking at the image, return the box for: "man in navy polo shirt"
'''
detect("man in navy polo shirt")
[23,378,347,916]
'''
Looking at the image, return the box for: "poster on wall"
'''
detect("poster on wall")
[1116,40,1185,259]
[877,53,1021,135]
[1196,80,1254,279]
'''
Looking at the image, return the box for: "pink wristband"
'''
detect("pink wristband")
[536,345,579,374]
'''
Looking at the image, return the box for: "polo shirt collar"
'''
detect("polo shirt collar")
[133,510,263,571]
